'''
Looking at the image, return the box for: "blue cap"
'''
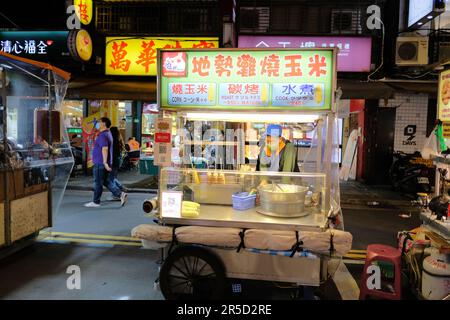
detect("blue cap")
[266,124,282,137]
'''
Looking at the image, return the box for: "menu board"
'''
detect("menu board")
[159,49,336,111]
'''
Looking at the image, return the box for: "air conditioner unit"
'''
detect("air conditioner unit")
[395,37,429,66]
[239,7,270,33]
[331,9,362,34]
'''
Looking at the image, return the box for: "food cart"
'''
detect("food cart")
[0,52,73,256]
[132,48,352,299]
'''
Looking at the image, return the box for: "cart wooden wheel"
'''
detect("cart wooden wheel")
[159,246,226,300]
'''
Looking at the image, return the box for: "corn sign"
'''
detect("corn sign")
[158,49,336,111]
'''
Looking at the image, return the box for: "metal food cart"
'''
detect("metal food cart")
[140,48,350,299]
[0,52,73,256]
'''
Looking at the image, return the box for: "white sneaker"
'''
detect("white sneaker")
[120,192,128,207]
[84,202,101,208]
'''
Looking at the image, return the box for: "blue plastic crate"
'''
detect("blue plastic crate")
[232,192,257,211]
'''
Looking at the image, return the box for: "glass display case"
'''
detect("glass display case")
[0,52,73,248]
[159,168,330,232]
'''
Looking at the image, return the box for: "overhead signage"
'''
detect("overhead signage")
[74,0,93,25]
[438,69,450,121]
[68,29,93,62]
[238,35,371,72]
[105,37,219,76]
[159,49,336,111]
[408,0,433,27]
[0,31,69,61]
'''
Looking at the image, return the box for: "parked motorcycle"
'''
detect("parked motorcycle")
[389,151,434,196]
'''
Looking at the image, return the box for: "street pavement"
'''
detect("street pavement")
[0,185,421,300]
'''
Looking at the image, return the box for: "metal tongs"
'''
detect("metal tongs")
[273,182,285,192]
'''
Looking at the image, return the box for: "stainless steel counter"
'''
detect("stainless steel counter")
[161,204,328,231]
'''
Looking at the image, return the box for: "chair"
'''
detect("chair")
[129,157,140,171]
[359,244,402,300]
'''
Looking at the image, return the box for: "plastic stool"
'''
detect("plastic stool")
[359,244,402,300]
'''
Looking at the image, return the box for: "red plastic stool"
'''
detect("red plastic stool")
[359,244,402,300]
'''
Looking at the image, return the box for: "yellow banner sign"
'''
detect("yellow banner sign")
[105,37,219,76]
[438,69,450,122]
[443,122,450,139]
[74,0,93,25]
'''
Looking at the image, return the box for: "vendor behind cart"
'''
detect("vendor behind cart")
[256,124,299,173]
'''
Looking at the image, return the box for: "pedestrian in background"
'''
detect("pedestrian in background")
[108,126,127,200]
[84,117,128,208]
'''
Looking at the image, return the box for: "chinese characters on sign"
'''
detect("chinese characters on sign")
[169,83,216,106]
[218,83,269,107]
[272,83,324,107]
[238,36,371,72]
[438,69,450,122]
[160,50,334,110]
[0,40,49,55]
[105,37,219,76]
[74,0,93,25]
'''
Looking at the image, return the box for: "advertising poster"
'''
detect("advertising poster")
[159,49,335,111]
[81,113,100,169]
[438,69,450,122]
[81,101,119,168]
[154,118,173,166]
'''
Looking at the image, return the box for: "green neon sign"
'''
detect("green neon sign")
[159,49,336,111]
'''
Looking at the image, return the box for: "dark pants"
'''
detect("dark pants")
[93,164,122,204]
[111,165,124,191]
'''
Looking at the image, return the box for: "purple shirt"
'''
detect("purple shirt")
[93,130,113,166]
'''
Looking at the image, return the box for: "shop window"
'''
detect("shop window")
[62,100,83,128]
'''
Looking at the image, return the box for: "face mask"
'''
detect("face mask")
[95,122,101,130]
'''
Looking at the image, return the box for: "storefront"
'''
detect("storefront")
[66,37,219,175]
[238,35,374,170]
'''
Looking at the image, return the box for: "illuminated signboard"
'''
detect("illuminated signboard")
[239,35,371,72]
[0,31,69,61]
[408,0,433,27]
[74,0,93,25]
[159,49,336,111]
[105,37,219,76]
[438,69,450,122]
[68,29,93,62]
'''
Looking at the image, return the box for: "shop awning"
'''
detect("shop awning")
[337,79,395,99]
[0,51,71,81]
[337,79,438,99]
[378,80,438,96]
[66,77,157,101]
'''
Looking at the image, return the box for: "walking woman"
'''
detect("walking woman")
[109,126,127,199]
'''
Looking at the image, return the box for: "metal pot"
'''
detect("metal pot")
[257,184,309,217]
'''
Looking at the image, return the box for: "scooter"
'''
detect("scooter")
[389,151,434,196]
